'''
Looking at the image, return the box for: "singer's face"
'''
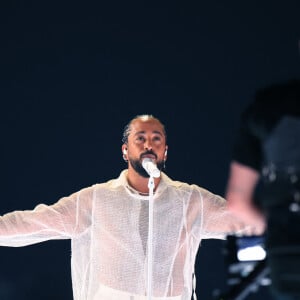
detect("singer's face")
[125,118,167,177]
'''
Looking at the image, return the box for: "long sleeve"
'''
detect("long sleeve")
[190,185,250,239]
[0,186,93,247]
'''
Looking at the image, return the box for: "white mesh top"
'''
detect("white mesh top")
[0,170,245,300]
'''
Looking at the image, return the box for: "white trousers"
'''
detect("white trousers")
[94,284,182,300]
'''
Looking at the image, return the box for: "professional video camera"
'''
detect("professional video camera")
[215,166,300,300]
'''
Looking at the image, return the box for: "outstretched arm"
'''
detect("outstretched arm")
[0,187,92,247]
[191,184,263,240]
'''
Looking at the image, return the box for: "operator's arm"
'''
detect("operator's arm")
[226,161,266,235]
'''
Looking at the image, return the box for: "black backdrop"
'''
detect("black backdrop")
[0,1,300,299]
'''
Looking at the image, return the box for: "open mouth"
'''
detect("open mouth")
[141,153,157,160]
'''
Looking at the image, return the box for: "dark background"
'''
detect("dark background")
[0,1,300,299]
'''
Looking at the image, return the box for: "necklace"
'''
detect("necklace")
[126,184,153,196]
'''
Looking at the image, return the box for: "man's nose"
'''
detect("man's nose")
[144,139,153,150]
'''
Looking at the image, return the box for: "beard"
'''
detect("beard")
[129,157,165,178]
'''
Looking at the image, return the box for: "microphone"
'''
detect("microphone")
[142,158,160,178]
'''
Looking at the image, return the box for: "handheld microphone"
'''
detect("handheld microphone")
[142,158,160,178]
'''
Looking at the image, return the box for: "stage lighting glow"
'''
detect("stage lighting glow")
[237,245,267,262]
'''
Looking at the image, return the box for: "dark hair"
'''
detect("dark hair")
[122,114,167,144]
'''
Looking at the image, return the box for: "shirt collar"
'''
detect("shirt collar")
[117,169,169,200]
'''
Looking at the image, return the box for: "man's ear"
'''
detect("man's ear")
[122,145,128,161]
[164,146,168,159]
[122,144,127,153]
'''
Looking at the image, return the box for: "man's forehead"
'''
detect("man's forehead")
[130,119,165,135]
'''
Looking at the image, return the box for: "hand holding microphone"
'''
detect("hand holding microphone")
[142,158,160,178]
